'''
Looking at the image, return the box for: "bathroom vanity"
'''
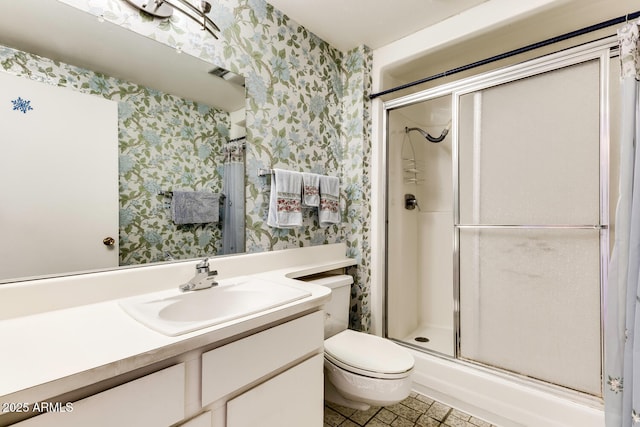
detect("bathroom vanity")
[0,244,355,426]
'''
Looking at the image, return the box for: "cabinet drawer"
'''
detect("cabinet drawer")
[15,363,185,427]
[201,311,323,406]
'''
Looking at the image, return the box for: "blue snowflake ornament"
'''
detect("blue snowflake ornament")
[11,97,34,114]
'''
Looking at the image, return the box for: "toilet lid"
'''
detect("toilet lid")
[324,330,414,377]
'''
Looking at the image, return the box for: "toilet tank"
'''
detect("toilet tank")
[302,274,353,338]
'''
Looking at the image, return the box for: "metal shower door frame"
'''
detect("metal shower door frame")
[383,36,615,398]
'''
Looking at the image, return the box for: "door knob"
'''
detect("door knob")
[103,237,115,246]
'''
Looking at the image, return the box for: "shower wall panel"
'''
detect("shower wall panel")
[387,97,454,355]
[418,211,453,330]
[387,115,420,339]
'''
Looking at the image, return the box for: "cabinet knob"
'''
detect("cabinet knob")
[103,237,115,246]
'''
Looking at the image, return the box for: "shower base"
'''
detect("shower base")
[401,325,454,356]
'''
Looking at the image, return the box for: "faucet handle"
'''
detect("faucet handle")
[196,257,209,272]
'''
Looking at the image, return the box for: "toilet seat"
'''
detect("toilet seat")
[324,330,414,380]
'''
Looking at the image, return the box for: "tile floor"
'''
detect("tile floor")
[324,392,498,427]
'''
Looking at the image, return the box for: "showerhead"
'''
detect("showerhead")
[405,120,451,143]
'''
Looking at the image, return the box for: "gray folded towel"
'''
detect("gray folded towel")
[171,191,220,225]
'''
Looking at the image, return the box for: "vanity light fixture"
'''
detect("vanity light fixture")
[124,0,220,38]
[209,66,245,86]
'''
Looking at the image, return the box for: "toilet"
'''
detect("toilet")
[306,274,414,410]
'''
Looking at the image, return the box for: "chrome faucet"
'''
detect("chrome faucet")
[179,258,218,292]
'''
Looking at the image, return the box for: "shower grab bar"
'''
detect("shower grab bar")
[455,224,607,230]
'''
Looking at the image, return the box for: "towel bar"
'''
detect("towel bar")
[257,169,341,183]
[159,191,226,200]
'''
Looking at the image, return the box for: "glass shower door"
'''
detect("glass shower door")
[456,58,604,396]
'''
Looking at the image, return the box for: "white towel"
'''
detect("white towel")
[171,191,220,225]
[319,175,340,226]
[302,172,320,207]
[267,169,303,228]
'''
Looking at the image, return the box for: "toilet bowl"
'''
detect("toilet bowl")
[304,274,414,410]
[324,329,414,409]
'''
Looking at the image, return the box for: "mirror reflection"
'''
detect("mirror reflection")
[0,0,246,283]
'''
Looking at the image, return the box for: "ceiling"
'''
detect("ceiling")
[267,0,489,51]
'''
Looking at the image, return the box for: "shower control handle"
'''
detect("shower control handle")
[405,194,420,211]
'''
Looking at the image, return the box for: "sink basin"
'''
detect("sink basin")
[119,277,311,336]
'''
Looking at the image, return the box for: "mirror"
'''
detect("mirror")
[0,0,247,283]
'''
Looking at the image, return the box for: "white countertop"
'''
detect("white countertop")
[0,244,355,416]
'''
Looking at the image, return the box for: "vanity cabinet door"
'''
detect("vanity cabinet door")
[14,364,185,427]
[177,411,212,427]
[226,354,323,427]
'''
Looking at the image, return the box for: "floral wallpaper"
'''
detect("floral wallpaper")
[0,44,231,265]
[118,97,230,265]
[41,0,373,331]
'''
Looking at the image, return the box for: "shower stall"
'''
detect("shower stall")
[383,38,620,416]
